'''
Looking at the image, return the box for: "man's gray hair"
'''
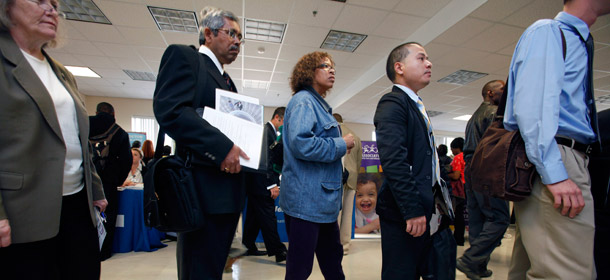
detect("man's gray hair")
[198,6,239,45]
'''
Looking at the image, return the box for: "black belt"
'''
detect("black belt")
[555,136,593,155]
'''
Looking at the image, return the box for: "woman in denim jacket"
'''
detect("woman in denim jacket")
[280,51,355,280]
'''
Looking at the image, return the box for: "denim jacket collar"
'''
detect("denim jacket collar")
[304,86,332,114]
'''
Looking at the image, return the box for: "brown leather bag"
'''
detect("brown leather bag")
[465,115,537,201]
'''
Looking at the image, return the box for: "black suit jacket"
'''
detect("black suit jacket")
[153,45,245,214]
[247,122,280,197]
[89,113,132,189]
[374,86,435,223]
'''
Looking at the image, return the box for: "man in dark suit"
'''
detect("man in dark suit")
[590,108,610,279]
[374,42,455,279]
[242,107,287,263]
[153,6,248,279]
[89,102,132,261]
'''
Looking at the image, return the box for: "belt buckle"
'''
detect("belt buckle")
[585,145,592,154]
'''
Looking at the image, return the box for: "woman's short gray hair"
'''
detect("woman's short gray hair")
[0,0,16,31]
[198,6,239,46]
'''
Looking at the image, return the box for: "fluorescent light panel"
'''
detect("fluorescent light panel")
[321,30,367,53]
[66,66,100,78]
[244,19,286,43]
[149,6,198,33]
[453,115,472,121]
[243,79,270,90]
[438,70,488,85]
[59,0,111,24]
[123,70,156,82]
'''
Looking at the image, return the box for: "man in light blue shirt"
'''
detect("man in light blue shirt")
[504,0,610,279]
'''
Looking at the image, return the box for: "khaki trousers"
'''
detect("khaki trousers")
[508,145,596,280]
[338,188,356,252]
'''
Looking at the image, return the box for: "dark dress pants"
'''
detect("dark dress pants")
[284,214,344,280]
[177,212,240,280]
[242,195,286,255]
[0,188,101,280]
[452,196,466,246]
[462,186,510,272]
[380,217,456,280]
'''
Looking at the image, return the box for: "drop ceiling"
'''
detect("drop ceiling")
[47,0,610,133]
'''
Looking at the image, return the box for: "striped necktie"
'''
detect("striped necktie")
[416,98,440,185]
[223,72,235,92]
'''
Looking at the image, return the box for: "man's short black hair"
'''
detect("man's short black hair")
[386,42,422,83]
[272,107,285,120]
[96,102,114,114]
[437,144,448,156]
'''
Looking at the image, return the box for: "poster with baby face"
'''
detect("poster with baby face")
[355,141,384,235]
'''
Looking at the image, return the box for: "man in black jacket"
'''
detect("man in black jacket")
[590,108,610,279]
[153,6,248,279]
[242,107,287,263]
[457,80,509,279]
[374,42,455,280]
[89,102,132,260]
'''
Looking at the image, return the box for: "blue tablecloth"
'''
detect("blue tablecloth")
[113,188,167,253]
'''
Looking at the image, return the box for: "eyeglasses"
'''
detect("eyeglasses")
[215,28,244,44]
[317,63,335,72]
[28,0,64,17]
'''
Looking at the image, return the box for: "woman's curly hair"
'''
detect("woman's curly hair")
[289,51,334,97]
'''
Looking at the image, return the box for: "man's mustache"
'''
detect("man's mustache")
[229,45,239,51]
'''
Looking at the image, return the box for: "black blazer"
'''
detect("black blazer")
[247,122,280,197]
[153,45,245,214]
[374,86,435,223]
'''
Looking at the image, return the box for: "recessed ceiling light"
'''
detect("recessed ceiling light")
[123,70,156,82]
[243,79,270,90]
[320,30,367,53]
[66,66,101,78]
[244,19,286,43]
[148,6,198,33]
[453,115,472,121]
[438,70,488,85]
[59,0,111,24]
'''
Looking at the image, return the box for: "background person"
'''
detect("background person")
[0,0,107,278]
[334,113,363,254]
[122,148,145,186]
[280,51,354,280]
[89,101,132,261]
[448,137,466,246]
[141,139,154,165]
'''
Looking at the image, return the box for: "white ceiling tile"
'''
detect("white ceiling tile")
[58,20,86,41]
[434,47,490,68]
[278,44,320,61]
[70,21,126,43]
[96,1,153,28]
[244,57,276,72]
[501,0,563,28]
[274,60,295,74]
[348,0,401,11]
[283,24,329,48]
[290,1,345,28]
[462,53,512,76]
[243,70,272,81]
[372,13,428,40]
[160,32,198,46]
[92,42,139,58]
[91,67,131,79]
[110,57,150,71]
[52,39,104,56]
[469,0,534,22]
[72,54,118,68]
[354,36,402,56]
[244,0,294,22]
[393,0,451,18]
[271,72,290,84]
[135,47,166,61]
[145,60,161,73]
[116,27,167,48]
[242,42,281,59]
[332,5,388,35]
[433,17,494,46]
[461,24,524,53]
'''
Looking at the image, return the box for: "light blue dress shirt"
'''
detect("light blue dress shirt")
[504,12,596,185]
